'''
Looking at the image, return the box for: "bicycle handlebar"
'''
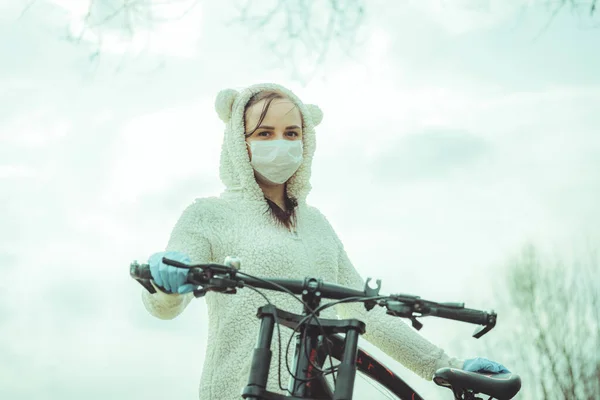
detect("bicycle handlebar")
[130,257,497,338]
[131,257,367,296]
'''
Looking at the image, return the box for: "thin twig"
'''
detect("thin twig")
[533,1,567,42]
[18,0,38,19]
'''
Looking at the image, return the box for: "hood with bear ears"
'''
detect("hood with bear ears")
[214,83,323,206]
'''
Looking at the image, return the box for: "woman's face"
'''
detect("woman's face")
[244,97,303,159]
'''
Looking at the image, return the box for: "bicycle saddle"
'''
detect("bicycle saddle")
[433,367,521,399]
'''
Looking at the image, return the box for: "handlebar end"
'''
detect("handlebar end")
[472,310,497,338]
[130,261,157,294]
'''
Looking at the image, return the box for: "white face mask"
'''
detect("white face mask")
[248,140,303,185]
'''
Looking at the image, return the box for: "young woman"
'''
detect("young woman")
[141,83,509,399]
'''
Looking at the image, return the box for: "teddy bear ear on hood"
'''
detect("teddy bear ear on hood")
[215,88,240,123]
[305,104,323,127]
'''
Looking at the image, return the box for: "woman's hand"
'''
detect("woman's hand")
[463,357,510,374]
[148,251,196,294]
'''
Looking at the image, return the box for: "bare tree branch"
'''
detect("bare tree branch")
[229,0,365,83]
[33,0,598,81]
[72,0,199,42]
[500,243,600,399]
[19,0,38,19]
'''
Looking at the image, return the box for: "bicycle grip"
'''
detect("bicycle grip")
[130,261,152,279]
[431,306,490,325]
[130,261,156,293]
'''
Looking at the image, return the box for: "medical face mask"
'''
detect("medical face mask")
[248,139,303,185]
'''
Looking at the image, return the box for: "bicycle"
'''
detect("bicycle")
[130,256,521,400]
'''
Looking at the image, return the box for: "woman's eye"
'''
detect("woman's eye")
[286,131,299,137]
[257,131,270,137]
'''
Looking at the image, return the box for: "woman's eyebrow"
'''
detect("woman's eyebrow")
[257,125,302,130]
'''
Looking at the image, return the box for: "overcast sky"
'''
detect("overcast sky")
[1,1,599,399]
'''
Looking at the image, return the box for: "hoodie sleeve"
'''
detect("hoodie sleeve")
[316,215,464,380]
[141,201,212,320]
[334,245,464,380]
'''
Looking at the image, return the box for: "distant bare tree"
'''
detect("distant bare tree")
[534,0,599,37]
[23,1,600,43]
[18,0,596,80]
[555,0,598,16]
[75,0,199,37]
[227,0,365,81]
[472,243,599,399]
[17,0,363,81]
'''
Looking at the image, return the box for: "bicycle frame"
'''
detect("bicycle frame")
[241,281,423,400]
[325,334,424,400]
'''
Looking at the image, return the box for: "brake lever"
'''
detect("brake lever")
[193,276,242,298]
[164,256,242,298]
[472,310,496,338]
[130,261,157,294]
[384,300,426,330]
[410,317,423,330]
[136,279,157,294]
[193,286,238,298]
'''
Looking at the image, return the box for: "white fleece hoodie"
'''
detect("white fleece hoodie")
[141,83,464,399]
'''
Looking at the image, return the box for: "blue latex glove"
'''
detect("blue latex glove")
[463,357,510,374]
[148,251,196,294]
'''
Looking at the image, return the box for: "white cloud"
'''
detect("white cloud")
[0,109,71,147]
[99,98,223,205]
[0,164,40,179]
[412,0,526,34]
